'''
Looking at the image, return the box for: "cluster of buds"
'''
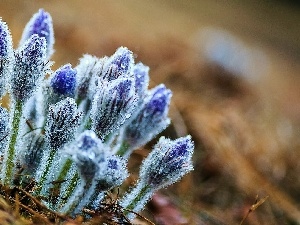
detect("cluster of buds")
[0,9,194,219]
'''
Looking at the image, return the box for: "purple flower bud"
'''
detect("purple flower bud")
[123,84,172,151]
[21,131,44,174]
[95,155,128,190]
[102,47,134,81]
[133,62,149,100]
[45,97,82,150]
[0,20,14,97]
[75,54,105,100]
[140,135,194,189]
[0,20,13,58]
[91,78,137,140]
[11,34,47,102]
[67,130,106,183]
[20,9,54,58]
[90,155,128,209]
[51,64,76,96]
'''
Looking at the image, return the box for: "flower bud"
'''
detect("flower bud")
[102,47,134,81]
[0,20,14,97]
[50,64,76,96]
[122,84,172,152]
[11,34,47,102]
[20,9,54,58]
[67,130,105,183]
[139,136,194,189]
[45,97,82,150]
[91,78,137,140]
[75,54,105,100]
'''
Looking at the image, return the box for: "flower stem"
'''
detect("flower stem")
[57,158,73,184]
[116,141,130,156]
[2,100,23,186]
[36,148,56,195]
[126,185,150,211]
[63,180,93,215]
[121,183,153,219]
[62,172,79,204]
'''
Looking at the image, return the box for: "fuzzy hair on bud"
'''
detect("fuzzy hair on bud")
[0,19,14,97]
[11,34,47,102]
[140,135,194,189]
[50,63,77,96]
[45,97,82,150]
[101,47,134,81]
[75,54,107,100]
[20,9,54,58]
[90,78,137,140]
[133,62,149,100]
[122,84,172,152]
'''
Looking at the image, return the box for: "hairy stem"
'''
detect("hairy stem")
[2,100,23,186]
[62,172,80,204]
[116,141,130,156]
[63,180,93,215]
[36,148,56,194]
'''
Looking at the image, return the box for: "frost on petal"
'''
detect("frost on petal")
[66,130,106,183]
[95,155,128,191]
[20,9,54,58]
[20,130,45,175]
[50,64,76,96]
[101,47,134,81]
[122,84,172,151]
[75,54,107,101]
[139,135,194,189]
[23,87,45,129]
[90,78,137,140]
[0,19,14,97]
[133,62,149,100]
[45,97,82,150]
[0,106,10,154]
[11,34,47,102]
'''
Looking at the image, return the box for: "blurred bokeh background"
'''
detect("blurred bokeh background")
[1,1,300,224]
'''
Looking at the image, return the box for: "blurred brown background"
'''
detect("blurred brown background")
[1,1,300,224]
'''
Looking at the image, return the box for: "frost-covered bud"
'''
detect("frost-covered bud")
[0,20,14,97]
[45,97,82,150]
[102,47,134,81]
[11,34,47,102]
[0,107,10,154]
[122,84,172,151]
[20,9,54,58]
[140,136,194,189]
[75,54,106,100]
[90,155,128,209]
[50,64,76,96]
[67,130,106,183]
[95,155,128,190]
[120,136,193,220]
[20,131,44,175]
[133,62,149,100]
[91,78,137,140]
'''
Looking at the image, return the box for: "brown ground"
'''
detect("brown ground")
[0,1,300,224]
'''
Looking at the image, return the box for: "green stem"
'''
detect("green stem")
[116,141,130,156]
[2,100,23,186]
[57,158,73,183]
[63,172,80,203]
[36,148,56,195]
[52,158,73,199]
[125,184,151,213]
[64,181,92,215]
